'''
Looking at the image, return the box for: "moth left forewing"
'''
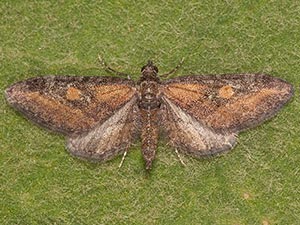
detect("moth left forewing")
[5,76,136,135]
[162,74,293,133]
[67,96,140,162]
[160,96,236,157]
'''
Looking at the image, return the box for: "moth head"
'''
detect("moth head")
[141,60,158,74]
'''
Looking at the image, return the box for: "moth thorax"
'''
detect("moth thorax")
[138,81,161,110]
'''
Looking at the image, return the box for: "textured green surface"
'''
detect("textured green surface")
[1,1,299,224]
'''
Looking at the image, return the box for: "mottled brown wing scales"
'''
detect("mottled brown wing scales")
[162,74,293,133]
[67,97,140,161]
[5,76,136,134]
[161,97,236,156]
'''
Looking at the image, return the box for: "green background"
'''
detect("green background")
[1,1,299,224]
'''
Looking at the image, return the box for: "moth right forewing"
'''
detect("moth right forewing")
[160,97,236,157]
[161,74,293,133]
[67,97,140,162]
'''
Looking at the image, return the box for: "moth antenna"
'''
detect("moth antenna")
[98,54,131,78]
[160,57,185,79]
[98,54,107,67]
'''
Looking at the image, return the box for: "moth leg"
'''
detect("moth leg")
[98,55,131,78]
[118,150,128,168]
[160,57,185,79]
[174,148,186,167]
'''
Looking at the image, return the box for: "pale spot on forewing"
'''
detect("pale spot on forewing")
[218,85,234,99]
[163,97,236,154]
[162,83,207,104]
[66,87,82,100]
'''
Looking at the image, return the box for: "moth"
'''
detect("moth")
[5,61,293,170]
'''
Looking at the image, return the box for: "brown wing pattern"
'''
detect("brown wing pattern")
[5,76,136,135]
[161,74,293,133]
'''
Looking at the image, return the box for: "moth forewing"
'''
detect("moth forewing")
[5,75,137,135]
[161,74,293,133]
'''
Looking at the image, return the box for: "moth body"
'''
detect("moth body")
[138,61,161,169]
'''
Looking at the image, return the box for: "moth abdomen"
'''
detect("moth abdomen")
[140,108,160,170]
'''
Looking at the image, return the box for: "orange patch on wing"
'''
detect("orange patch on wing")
[234,88,281,106]
[66,87,82,100]
[218,85,234,99]
[24,92,94,130]
[93,85,136,107]
[163,83,207,103]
